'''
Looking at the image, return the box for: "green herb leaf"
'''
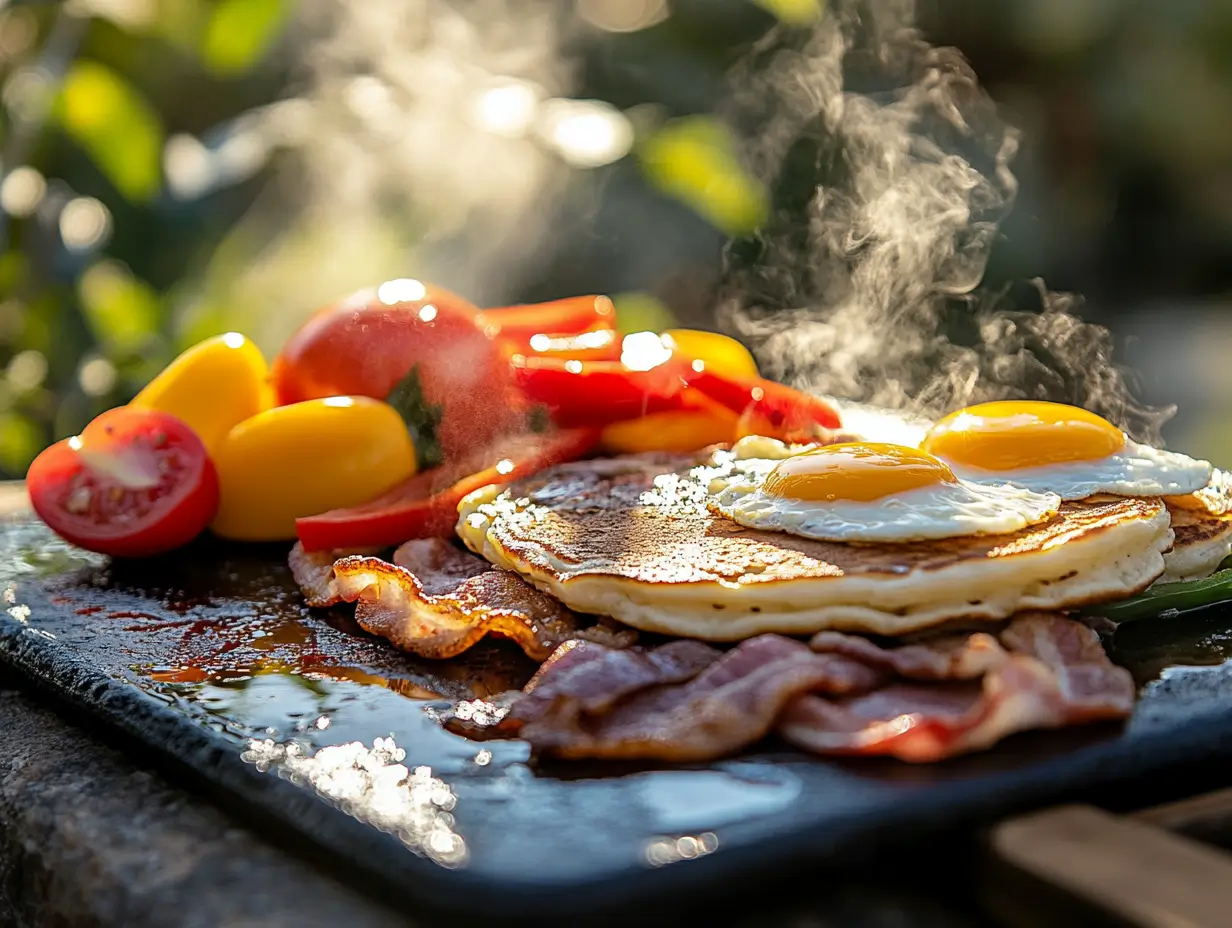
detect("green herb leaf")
[386,365,443,470]
[1082,567,1232,623]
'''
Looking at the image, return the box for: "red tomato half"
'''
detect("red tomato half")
[28,407,219,558]
[271,281,523,463]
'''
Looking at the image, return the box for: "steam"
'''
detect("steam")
[216,0,593,347]
[717,0,1172,444]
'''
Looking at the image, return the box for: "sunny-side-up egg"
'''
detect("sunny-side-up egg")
[707,442,1061,542]
[919,401,1212,500]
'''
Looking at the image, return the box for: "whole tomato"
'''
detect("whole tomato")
[271,280,524,465]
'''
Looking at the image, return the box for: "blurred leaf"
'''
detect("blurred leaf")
[78,260,161,352]
[201,0,291,77]
[15,292,58,355]
[639,116,768,236]
[55,61,163,202]
[612,292,677,334]
[174,300,230,351]
[0,411,42,475]
[155,0,209,52]
[754,0,824,25]
[0,252,28,294]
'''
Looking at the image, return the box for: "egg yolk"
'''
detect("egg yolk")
[763,443,957,502]
[920,401,1125,471]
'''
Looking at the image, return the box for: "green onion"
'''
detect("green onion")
[1082,559,1232,623]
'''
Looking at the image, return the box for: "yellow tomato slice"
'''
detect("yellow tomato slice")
[600,394,738,455]
[662,329,759,380]
[132,333,273,454]
[210,396,417,541]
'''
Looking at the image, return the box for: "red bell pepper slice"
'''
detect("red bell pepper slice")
[687,370,842,442]
[510,355,693,428]
[513,326,623,363]
[295,428,601,551]
[476,296,617,350]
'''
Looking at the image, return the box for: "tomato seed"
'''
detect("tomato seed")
[65,485,91,514]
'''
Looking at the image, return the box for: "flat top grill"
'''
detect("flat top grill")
[5,481,1232,925]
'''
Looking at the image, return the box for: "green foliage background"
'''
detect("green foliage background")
[2,0,1232,475]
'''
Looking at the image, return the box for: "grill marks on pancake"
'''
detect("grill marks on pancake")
[289,538,635,660]
[475,614,1133,763]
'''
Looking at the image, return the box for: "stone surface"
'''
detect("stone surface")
[0,679,406,928]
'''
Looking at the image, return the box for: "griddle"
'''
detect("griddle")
[5,486,1232,925]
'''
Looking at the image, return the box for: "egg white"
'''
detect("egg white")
[943,438,1212,501]
[707,472,1061,543]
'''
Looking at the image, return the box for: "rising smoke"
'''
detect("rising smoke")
[717,0,1173,444]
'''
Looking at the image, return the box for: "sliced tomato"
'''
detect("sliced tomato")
[295,428,600,551]
[28,407,219,558]
[509,355,693,428]
[476,295,617,352]
[687,370,842,441]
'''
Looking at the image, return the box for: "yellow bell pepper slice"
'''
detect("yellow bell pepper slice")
[131,333,272,455]
[600,394,739,455]
[211,396,417,541]
[662,328,759,380]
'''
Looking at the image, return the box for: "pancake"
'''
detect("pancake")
[456,452,1173,639]
[1161,470,1232,582]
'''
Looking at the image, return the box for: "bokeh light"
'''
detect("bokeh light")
[59,197,113,252]
[0,167,47,218]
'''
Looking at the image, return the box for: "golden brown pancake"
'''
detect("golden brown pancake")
[457,453,1173,638]
[1161,469,1232,581]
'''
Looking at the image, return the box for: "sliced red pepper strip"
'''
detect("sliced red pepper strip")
[687,370,842,442]
[295,428,600,551]
[510,355,692,428]
[497,325,623,363]
[476,296,616,347]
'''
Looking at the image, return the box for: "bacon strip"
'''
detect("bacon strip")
[441,638,720,741]
[288,541,382,607]
[290,537,635,660]
[330,555,578,660]
[511,638,722,725]
[807,629,1007,680]
[779,614,1135,762]
[482,614,1133,764]
[520,635,887,761]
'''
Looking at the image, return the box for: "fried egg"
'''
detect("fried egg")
[707,442,1060,543]
[920,401,1212,500]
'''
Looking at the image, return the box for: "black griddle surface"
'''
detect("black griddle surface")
[5,506,1232,924]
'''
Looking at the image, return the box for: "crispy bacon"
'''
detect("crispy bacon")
[482,614,1134,764]
[519,635,887,761]
[288,541,382,607]
[291,538,637,660]
[780,614,1135,762]
[330,553,579,660]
